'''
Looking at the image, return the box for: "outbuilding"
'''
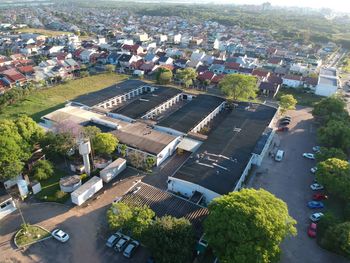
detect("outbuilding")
[100,158,126,183]
[71,176,103,206]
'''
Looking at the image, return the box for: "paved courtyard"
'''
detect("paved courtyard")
[250,106,348,263]
[0,172,150,263]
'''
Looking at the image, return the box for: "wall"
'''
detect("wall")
[315,84,337,97]
[0,197,16,220]
[156,136,182,166]
[167,177,220,204]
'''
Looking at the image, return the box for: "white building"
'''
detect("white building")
[315,68,339,97]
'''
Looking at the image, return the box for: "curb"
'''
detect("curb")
[14,225,52,249]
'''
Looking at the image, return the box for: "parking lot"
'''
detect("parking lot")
[0,173,150,263]
[251,106,348,263]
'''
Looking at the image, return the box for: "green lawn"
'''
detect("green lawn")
[277,87,323,107]
[35,168,71,203]
[0,73,127,121]
[14,28,73,37]
[15,224,51,247]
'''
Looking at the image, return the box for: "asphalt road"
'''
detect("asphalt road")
[0,174,149,263]
[251,107,349,263]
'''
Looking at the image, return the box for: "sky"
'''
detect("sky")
[229,0,350,13]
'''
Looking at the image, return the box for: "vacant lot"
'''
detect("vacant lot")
[0,73,127,121]
[277,87,323,107]
[14,28,73,37]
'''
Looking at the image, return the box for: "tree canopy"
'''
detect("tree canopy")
[107,202,155,239]
[143,215,196,263]
[323,222,350,258]
[316,147,347,163]
[204,189,296,263]
[279,94,297,114]
[312,96,348,124]
[40,131,76,158]
[92,133,118,155]
[219,74,258,101]
[156,68,173,85]
[316,158,350,200]
[30,160,54,181]
[317,120,350,152]
[176,68,197,88]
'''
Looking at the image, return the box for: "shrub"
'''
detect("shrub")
[55,190,67,200]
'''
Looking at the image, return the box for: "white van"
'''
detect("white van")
[275,150,284,162]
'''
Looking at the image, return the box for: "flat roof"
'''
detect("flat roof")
[319,76,337,87]
[71,176,102,196]
[112,86,181,119]
[72,80,148,107]
[111,122,177,156]
[172,103,277,195]
[121,182,208,237]
[157,94,225,133]
[320,68,337,77]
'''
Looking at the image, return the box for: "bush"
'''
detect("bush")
[80,173,88,181]
[30,160,54,181]
[55,190,67,199]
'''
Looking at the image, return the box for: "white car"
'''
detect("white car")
[310,183,324,191]
[52,229,69,242]
[310,167,318,174]
[303,153,315,160]
[114,235,131,252]
[123,240,140,258]
[312,146,321,153]
[310,212,324,222]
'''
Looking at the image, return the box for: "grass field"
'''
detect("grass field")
[0,73,127,121]
[277,87,323,107]
[15,225,51,247]
[14,28,73,37]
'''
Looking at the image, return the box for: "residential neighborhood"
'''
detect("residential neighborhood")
[1,1,350,263]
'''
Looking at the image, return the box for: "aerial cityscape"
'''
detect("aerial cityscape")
[1,0,350,263]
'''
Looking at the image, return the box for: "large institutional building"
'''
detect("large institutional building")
[41,80,277,203]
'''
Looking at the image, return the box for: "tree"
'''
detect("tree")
[316,158,350,200]
[105,64,116,73]
[323,222,350,258]
[156,68,173,84]
[316,147,347,162]
[318,213,341,249]
[219,74,258,101]
[128,151,145,169]
[143,216,195,263]
[204,189,297,263]
[145,156,156,170]
[82,126,101,140]
[279,94,297,114]
[119,144,127,157]
[318,120,350,152]
[176,68,197,88]
[312,96,348,124]
[107,202,155,239]
[40,131,76,158]
[30,160,54,181]
[92,133,118,155]
[14,115,44,146]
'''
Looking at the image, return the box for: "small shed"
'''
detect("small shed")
[60,175,82,193]
[71,176,103,206]
[100,158,126,183]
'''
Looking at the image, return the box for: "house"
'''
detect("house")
[290,63,309,75]
[190,50,206,62]
[107,53,121,65]
[0,79,10,94]
[173,34,182,44]
[121,44,144,55]
[158,56,173,65]
[118,54,139,68]
[238,67,253,75]
[0,194,16,220]
[209,64,225,75]
[17,65,35,77]
[303,76,318,89]
[174,58,189,69]
[224,62,240,74]
[282,74,303,88]
[252,69,271,81]
[79,49,97,64]
[197,71,215,82]
[144,53,159,63]
[266,57,283,68]
[259,82,280,97]
[139,62,155,74]
[315,68,338,97]
[0,68,27,87]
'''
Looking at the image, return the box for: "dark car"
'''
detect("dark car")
[280,116,291,122]
[280,120,290,126]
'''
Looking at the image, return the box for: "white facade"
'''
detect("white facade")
[282,78,302,88]
[71,176,103,206]
[0,196,16,220]
[315,69,338,97]
[100,158,126,183]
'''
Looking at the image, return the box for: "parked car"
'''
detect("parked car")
[280,120,290,126]
[123,240,140,258]
[52,229,69,243]
[310,212,324,222]
[308,222,317,238]
[277,126,289,132]
[281,116,291,121]
[106,231,122,248]
[313,193,328,201]
[312,146,321,152]
[307,201,324,209]
[114,235,131,252]
[303,153,315,159]
[310,167,317,174]
[275,150,284,162]
[310,183,324,191]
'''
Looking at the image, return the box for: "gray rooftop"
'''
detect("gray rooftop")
[157,94,225,133]
[112,86,181,119]
[320,68,337,77]
[72,80,148,107]
[319,76,337,87]
[172,103,277,195]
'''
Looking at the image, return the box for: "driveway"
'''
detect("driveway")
[0,172,150,263]
[250,106,348,263]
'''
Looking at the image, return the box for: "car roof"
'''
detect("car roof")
[55,230,65,237]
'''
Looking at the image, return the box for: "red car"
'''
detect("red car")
[308,222,317,238]
[313,193,328,201]
[277,126,289,132]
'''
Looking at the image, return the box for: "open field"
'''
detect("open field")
[0,73,127,121]
[14,27,73,37]
[277,87,323,107]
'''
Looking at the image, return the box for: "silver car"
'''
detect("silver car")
[123,240,140,258]
[114,235,130,252]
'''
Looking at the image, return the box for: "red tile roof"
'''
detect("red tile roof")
[1,68,26,83]
[252,69,270,78]
[224,62,240,70]
[197,70,215,81]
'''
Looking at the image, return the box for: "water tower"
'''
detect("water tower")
[79,140,91,175]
